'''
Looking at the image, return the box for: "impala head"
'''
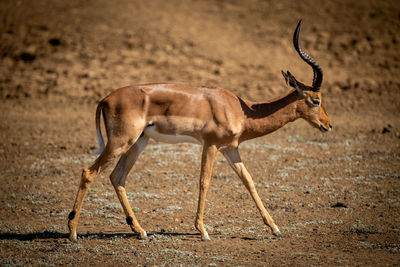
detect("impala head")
[281,20,332,133]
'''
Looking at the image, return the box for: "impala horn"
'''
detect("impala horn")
[293,20,323,91]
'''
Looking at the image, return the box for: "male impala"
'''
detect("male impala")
[68,20,332,242]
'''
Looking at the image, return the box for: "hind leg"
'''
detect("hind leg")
[67,142,130,242]
[110,135,149,239]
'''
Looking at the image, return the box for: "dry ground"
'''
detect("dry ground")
[0,0,399,266]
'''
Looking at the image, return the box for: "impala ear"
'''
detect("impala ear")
[281,70,302,94]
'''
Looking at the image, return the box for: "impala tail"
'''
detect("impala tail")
[92,103,105,156]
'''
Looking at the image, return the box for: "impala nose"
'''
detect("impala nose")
[320,123,332,133]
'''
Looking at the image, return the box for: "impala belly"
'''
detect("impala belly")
[144,125,202,144]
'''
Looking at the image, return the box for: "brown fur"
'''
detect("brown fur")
[67,81,332,242]
[68,21,332,242]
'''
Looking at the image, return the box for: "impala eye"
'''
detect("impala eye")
[311,99,321,106]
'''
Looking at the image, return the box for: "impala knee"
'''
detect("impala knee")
[110,176,117,188]
[80,168,95,187]
[110,172,125,188]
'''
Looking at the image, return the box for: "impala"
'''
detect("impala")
[68,20,332,242]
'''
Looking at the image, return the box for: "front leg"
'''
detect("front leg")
[222,148,282,237]
[195,144,218,241]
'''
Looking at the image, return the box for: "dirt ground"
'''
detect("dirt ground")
[1,0,400,266]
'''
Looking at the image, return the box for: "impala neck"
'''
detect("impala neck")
[241,89,301,141]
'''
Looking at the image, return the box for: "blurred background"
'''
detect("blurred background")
[1,0,399,109]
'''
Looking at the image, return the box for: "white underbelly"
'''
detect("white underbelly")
[143,125,202,145]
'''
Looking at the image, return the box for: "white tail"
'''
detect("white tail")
[91,104,105,156]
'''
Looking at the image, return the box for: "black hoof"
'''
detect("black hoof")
[273,231,283,238]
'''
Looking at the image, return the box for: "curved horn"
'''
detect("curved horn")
[293,20,323,91]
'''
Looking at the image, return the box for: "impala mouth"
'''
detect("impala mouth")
[319,124,331,132]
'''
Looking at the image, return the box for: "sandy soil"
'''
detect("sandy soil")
[1,0,399,266]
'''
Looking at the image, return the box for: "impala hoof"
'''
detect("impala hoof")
[69,234,78,243]
[201,232,211,242]
[273,231,283,238]
[139,231,147,240]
